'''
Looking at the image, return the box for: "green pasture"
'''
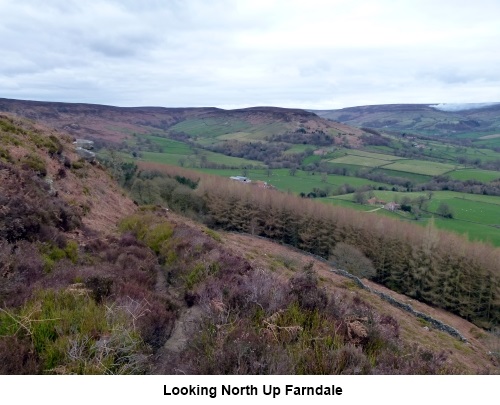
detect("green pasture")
[140,149,264,168]
[329,189,500,245]
[474,137,500,149]
[448,169,500,182]
[283,144,317,154]
[432,218,500,246]
[363,168,432,184]
[382,159,457,176]
[141,152,192,166]
[302,155,323,165]
[451,130,500,140]
[143,135,193,154]
[329,155,392,168]
[363,145,398,154]
[197,168,391,195]
[169,118,288,141]
[332,190,426,203]
[342,149,403,161]
[317,198,376,212]
[478,133,500,140]
[216,132,259,142]
[427,197,500,225]
[404,140,500,163]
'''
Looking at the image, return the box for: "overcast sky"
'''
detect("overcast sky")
[1,0,500,109]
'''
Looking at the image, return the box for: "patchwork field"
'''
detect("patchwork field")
[329,190,500,245]
[143,135,193,154]
[478,133,500,140]
[448,169,500,182]
[169,117,290,141]
[198,168,391,194]
[382,159,457,176]
[342,150,403,161]
[115,124,500,247]
[371,168,433,183]
[329,155,395,167]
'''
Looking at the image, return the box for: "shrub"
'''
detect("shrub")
[25,132,63,155]
[0,146,12,162]
[290,264,327,311]
[118,214,173,256]
[71,159,85,170]
[145,223,173,254]
[39,240,79,272]
[203,228,222,242]
[330,243,376,279]
[21,153,47,176]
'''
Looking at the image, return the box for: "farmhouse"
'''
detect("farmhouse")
[230,176,251,183]
[384,202,400,211]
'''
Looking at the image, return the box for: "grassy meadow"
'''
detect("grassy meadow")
[328,190,500,245]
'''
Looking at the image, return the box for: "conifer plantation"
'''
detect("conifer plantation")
[135,162,500,329]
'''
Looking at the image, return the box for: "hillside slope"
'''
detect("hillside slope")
[0,98,364,146]
[312,103,500,136]
[0,114,498,374]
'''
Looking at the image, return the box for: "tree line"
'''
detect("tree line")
[130,162,500,329]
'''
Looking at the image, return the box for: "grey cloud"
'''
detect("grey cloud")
[430,103,500,112]
[1,0,499,108]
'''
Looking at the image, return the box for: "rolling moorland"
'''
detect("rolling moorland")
[1,100,500,374]
[311,103,500,139]
[3,98,500,246]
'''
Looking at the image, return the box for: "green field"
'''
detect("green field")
[170,118,288,141]
[382,159,457,176]
[143,136,193,154]
[283,144,317,154]
[119,126,500,246]
[371,168,433,183]
[329,190,500,245]
[474,137,500,149]
[216,132,258,142]
[198,168,391,195]
[428,197,500,225]
[140,150,264,168]
[342,150,403,161]
[329,155,393,167]
[141,152,191,166]
[329,152,459,176]
[448,169,500,182]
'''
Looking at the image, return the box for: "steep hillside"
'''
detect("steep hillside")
[1,114,498,374]
[0,113,135,234]
[312,103,500,137]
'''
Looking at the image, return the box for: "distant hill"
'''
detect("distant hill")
[0,98,364,146]
[311,103,500,137]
